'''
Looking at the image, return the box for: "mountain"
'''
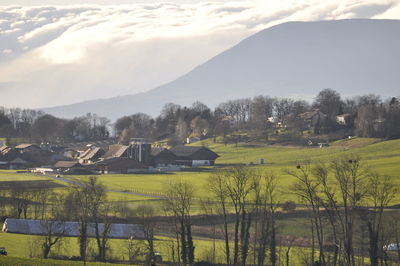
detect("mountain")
[43,19,400,120]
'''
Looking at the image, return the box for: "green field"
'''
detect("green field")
[0,232,318,265]
[64,138,400,203]
[0,138,399,264]
[1,137,399,205]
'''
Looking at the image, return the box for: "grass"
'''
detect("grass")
[1,137,399,264]
[0,256,122,266]
[0,171,49,182]
[0,232,315,265]
[1,137,400,204]
[67,138,400,201]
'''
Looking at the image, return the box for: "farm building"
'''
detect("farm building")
[95,157,148,174]
[103,144,129,159]
[127,139,152,165]
[15,144,41,154]
[102,141,152,165]
[169,146,219,166]
[79,146,105,164]
[0,146,18,161]
[0,146,35,169]
[2,218,144,239]
[54,160,82,169]
[152,148,179,166]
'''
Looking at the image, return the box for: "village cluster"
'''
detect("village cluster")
[0,139,219,174]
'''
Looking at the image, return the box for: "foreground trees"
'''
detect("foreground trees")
[208,166,279,266]
[40,194,66,259]
[288,156,398,266]
[1,157,399,264]
[164,180,195,265]
[64,177,111,262]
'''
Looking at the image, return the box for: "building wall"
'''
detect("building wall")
[192,160,213,166]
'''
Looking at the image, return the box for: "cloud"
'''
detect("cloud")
[0,0,399,109]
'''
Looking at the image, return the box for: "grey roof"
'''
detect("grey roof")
[54,161,81,168]
[95,157,148,170]
[9,157,29,164]
[2,218,144,239]
[63,140,116,151]
[170,145,219,160]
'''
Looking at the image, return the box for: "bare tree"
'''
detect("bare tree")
[215,166,255,265]
[64,176,111,262]
[164,180,195,265]
[253,172,278,266]
[40,193,67,259]
[208,171,231,265]
[135,205,157,265]
[331,156,368,266]
[363,174,398,266]
[287,163,326,265]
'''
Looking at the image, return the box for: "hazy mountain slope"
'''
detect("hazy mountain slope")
[43,19,400,120]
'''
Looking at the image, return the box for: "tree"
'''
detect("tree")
[329,156,368,266]
[134,205,157,265]
[355,104,380,137]
[40,193,66,259]
[213,166,256,265]
[190,116,209,138]
[115,113,154,143]
[253,172,278,266]
[287,163,326,265]
[363,174,398,266]
[208,171,231,265]
[313,88,342,117]
[64,177,111,262]
[0,111,14,137]
[175,118,189,142]
[250,96,275,138]
[313,89,343,132]
[191,101,211,118]
[273,98,294,124]
[31,114,66,141]
[164,180,195,265]
[383,97,400,139]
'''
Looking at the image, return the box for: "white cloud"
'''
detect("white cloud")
[0,0,399,108]
[2,49,12,54]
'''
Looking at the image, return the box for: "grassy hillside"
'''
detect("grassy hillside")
[1,138,397,264]
[1,137,400,204]
[63,138,400,206]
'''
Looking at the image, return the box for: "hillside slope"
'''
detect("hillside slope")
[44,19,400,120]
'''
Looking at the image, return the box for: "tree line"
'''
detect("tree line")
[115,89,400,145]
[1,89,399,145]
[0,109,110,142]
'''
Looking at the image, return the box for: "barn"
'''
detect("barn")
[95,157,148,174]
[169,146,219,166]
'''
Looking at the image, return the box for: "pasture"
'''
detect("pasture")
[69,138,400,203]
[0,231,317,265]
[1,137,399,205]
[0,137,399,264]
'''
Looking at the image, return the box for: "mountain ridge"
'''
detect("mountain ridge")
[43,19,400,120]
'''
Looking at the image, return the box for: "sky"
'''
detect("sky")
[0,0,400,109]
